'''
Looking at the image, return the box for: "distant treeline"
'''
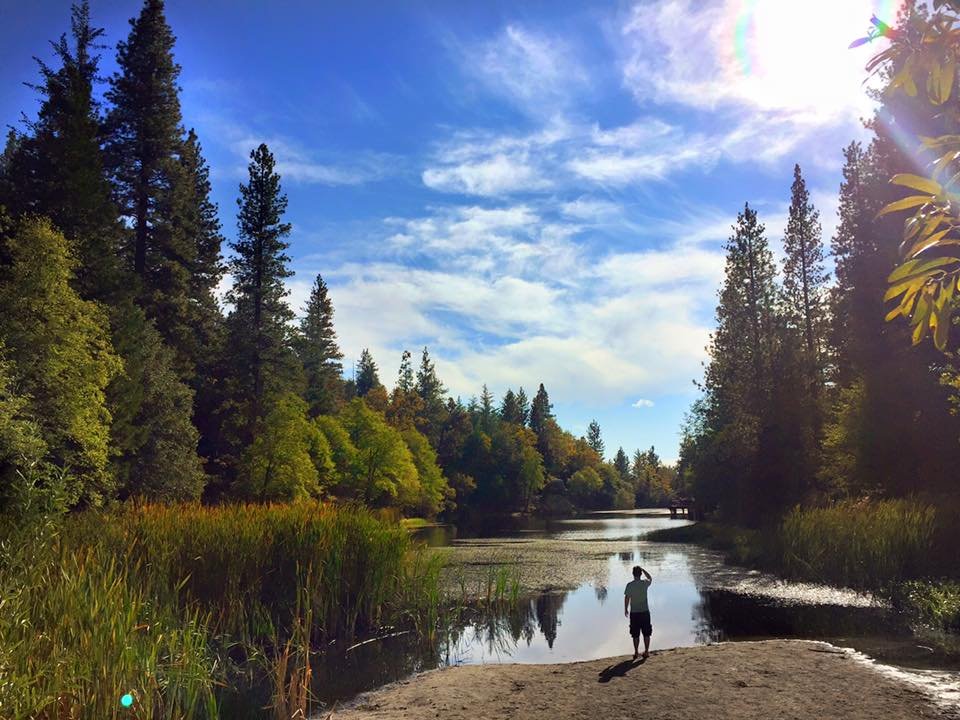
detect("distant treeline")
[0,0,673,519]
[678,3,960,524]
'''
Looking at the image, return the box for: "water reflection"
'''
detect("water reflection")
[311,510,960,707]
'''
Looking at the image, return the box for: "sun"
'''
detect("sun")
[727,0,904,120]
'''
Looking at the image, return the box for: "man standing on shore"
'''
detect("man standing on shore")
[624,565,653,660]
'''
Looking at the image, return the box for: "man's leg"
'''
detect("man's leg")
[642,633,650,658]
[632,634,639,659]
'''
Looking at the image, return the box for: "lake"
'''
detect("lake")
[309,509,960,711]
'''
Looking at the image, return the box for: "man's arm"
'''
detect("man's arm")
[624,593,630,617]
[642,568,652,582]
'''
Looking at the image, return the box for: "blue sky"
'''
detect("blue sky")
[0,0,895,461]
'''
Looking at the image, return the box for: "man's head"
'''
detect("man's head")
[632,565,642,578]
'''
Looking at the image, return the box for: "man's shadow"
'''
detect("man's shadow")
[597,657,645,683]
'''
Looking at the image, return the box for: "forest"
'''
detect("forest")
[675,4,960,522]
[4,0,960,717]
[0,0,674,525]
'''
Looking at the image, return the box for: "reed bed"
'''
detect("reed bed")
[0,502,448,719]
[775,499,939,589]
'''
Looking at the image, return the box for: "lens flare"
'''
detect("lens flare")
[120,693,134,708]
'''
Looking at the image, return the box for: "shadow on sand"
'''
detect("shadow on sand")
[597,657,645,683]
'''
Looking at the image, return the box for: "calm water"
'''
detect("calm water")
[305,510,960,711]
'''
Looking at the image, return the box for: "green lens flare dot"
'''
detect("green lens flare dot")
[121,693,134,708]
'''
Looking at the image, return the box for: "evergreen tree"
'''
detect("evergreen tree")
[298,275,343,416]
[698,204,779,521]
[586,420,604,457]
[478,384,496,434]
[414,347,448,445]
[108,302,206,500]
[388,349,422,429]
[613,446,630,481]
[529,383,552,435]
[2,1,123,302]
[355,348,381,397]
[104,0,222,376]
[499,389,521,424]
[0,218,121,505]
[223,144,300,458]
[516,386,530,426]
[781,164,828,389]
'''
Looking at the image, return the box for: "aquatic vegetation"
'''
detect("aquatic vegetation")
[0,502,448,718]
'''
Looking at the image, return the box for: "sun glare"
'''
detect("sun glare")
[730,0,904,118]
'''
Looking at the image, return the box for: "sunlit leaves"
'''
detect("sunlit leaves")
[865,7,960,350]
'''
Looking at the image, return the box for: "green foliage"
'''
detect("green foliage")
[337,398,418,505]
[297,274,343,417]
[355,348,380,397]
[401,427,450,517]
[0,348,47,500]
[585,419,604,457]
[567,467,603,508]
[222,144,301,466]
[0,218,121,505]
[862,5,960,348]
[108,301,206,501]
[238,394,330,501]
[1,1,124,303]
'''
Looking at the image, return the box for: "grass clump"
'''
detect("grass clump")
[0,501,447,718]
[774,499,937,589]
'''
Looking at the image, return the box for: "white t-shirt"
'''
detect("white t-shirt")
[624,577,651,613]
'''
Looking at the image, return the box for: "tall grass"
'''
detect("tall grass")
[63,502,445,644]
[0,501,447,718]
[0,523,220,719]
[775,499,939,589]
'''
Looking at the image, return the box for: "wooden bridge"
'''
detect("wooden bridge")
[668,499,698,519]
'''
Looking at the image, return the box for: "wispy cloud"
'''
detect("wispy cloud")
[469,25,588,116]
[633,398,655,408]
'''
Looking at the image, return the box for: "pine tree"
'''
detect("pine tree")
[2,1,123,302]
[516,387,530,426]
[388,349,422,429]
[355,348,381,397]
[223,143,300,455]
[104,0,223,376]
[108,301,206,500]
[586,420,604,457]
[499,389,521,424]
[529,383,552,436]
[613,447,630,481]
[781,164,828,389]
[298,275,343,416]
[415,347,448,445]
[0,218,121,506]
[478,384,496,434]
[697,203,779,521]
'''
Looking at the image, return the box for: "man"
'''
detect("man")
[624,565,653,660]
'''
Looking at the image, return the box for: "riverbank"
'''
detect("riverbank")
[646,501,960,634]
[335,639,955,719]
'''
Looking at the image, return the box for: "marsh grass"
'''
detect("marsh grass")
[775,499,939,589]
[1,502,449,719]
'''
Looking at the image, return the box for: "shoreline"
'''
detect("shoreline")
[332,640,958,720]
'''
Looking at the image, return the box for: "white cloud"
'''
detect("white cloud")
[470,25,588,115]
[633,398,655,408]
[422,153,551,196]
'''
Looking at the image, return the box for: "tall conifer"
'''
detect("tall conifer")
[298,275,343,416]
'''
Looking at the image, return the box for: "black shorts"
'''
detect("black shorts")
[629,611,652,638]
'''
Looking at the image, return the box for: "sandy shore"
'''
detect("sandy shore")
[333,640,956,719]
